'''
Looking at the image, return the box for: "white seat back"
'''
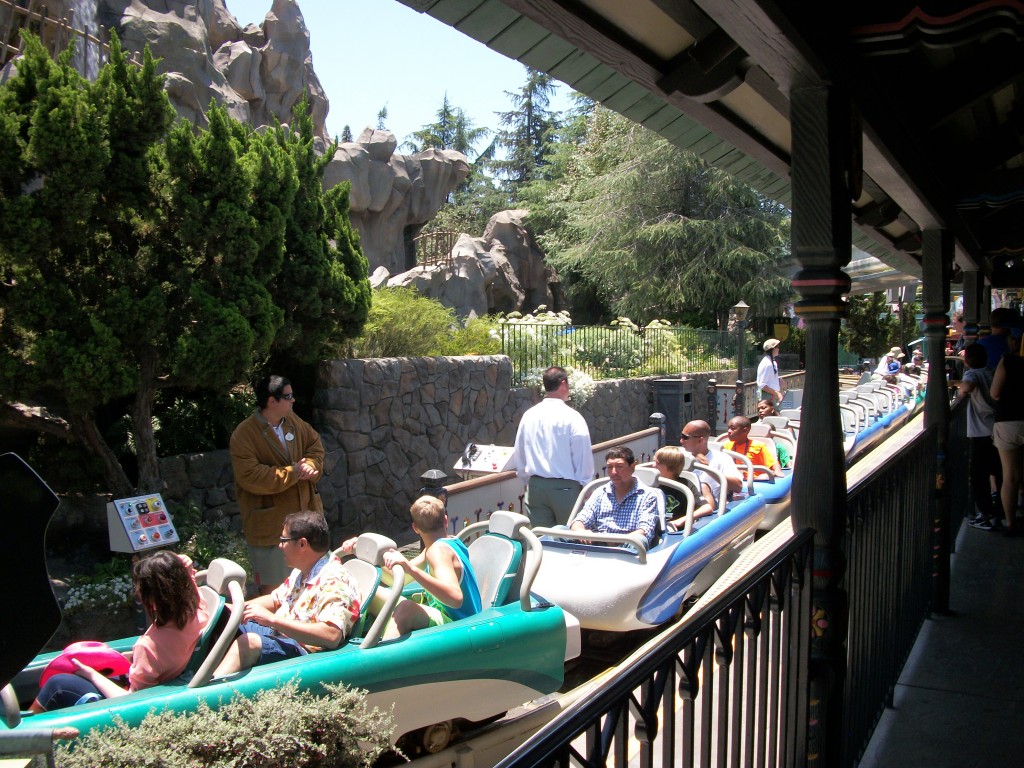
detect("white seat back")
[468,511,529,608]
[749,423,772,438]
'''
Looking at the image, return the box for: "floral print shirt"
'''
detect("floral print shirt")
[271,553,360,652]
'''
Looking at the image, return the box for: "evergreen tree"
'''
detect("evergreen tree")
[0,35,369,495]
[542,108,791,325]
[840,291,916,358]
[376,105,388,130]
[403,93,488,158]
[340,124,353,143]
[492,67,561,196]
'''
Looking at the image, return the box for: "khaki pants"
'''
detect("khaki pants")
[525,476,583,527]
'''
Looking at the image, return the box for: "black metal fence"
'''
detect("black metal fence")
[945,398,969,547]
[495,529,815,768]
[499,323,761,385]
[841,424,937,766]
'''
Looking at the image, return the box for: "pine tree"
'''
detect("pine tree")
[492,67,561,197]
[542,108,792,325]
[0,34,369,494]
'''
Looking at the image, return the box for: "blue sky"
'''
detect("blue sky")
[226,1,576,151]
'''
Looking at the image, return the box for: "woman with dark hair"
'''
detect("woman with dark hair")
[32,551,209,711]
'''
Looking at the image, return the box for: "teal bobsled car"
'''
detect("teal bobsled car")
[2,474,580,749]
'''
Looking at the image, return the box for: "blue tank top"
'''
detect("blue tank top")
[425,538,482,621]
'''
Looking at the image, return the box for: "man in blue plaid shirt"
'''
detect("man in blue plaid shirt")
[571,446,660,546]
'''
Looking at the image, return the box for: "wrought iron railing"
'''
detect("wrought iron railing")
[841,424,937,766]
[413,230,458,268]
[0,0,133,77]
[499,323,760,384]
[495,529,815,768]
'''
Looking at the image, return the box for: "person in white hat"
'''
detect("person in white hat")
[757,338,784,404]
[874,346,904,378]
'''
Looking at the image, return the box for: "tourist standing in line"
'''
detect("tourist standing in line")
[979,306,1018,369]
[230,374,324,594]
[991,350,1024,536]
[511,366,595,527]
[952,344,1003,531]
[756,339,784,405]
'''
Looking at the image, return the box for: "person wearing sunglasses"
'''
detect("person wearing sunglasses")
[231,374,325,594]
[679,420,742,508]
[215,511,360,677]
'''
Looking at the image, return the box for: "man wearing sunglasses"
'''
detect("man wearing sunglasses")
[231,374,325,594]
[679,420,742,508]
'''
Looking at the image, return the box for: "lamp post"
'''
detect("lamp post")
[733,300,750,381]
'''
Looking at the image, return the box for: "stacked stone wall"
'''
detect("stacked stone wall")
[127,359,747,545]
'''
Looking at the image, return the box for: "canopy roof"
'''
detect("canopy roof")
[400,0,1024,289]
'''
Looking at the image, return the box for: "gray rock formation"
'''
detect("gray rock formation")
[323,128,471,275]
[381,210,559,318]
[94,0,329,138]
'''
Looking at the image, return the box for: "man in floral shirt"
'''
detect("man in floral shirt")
[214,511,360,676]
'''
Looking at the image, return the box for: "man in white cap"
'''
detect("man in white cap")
[874,346,904,378]
[757,338,784,405]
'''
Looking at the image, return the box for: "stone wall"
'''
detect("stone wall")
[148,360,746,544]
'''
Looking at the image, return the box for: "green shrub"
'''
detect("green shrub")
[348,287,457,358]
[444,315,502,356]
[55,681,395,768]
[171,503,251,575]
[348,288,503,359]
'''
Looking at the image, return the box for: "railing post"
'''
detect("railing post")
[706,378,718,433]
[649,412,667,447]
[922,229,953,613]
[790,83,854,768]
[733,379,744,417]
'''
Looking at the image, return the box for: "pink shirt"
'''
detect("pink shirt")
[128,591,210,691]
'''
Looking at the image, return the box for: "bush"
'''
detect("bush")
[171,503,251,574]
[55,681,395,768]
[347,288,502,359]
[348,287,457,358]
[444,315,502,356]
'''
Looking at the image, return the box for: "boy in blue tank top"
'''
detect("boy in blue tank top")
[380,496,482,637]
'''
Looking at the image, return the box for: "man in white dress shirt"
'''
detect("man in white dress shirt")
[512,366,595,527]
[679,420,743,507]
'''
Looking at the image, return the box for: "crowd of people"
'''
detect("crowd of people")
[949,306,1024,536]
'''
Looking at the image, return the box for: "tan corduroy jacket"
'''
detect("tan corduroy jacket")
[229,410,324,546]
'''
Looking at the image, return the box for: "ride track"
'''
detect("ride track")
[0,375,926,761]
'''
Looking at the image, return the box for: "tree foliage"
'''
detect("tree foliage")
[840,291,919,358]
[403,93,489,159]
[0,35,369,495]
[540,108,792,325]
[492,67,561,196]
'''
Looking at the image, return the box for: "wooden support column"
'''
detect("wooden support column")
[922,229,953,613]
[790,84,853,768]
[962,270,982,345]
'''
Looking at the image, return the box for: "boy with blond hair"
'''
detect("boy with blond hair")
[380,496,482,636]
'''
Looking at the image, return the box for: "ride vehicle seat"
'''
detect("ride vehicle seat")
[188,557,247,687]
[338,533,398,637]
[465,511,528,608]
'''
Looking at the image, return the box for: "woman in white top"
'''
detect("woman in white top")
[756,338,783,404]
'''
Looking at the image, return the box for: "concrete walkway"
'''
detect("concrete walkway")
[859,520,1024,767]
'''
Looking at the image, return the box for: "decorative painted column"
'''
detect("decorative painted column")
[962,270,982,347]
[790,84,854,768]
[922,230,953,612]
